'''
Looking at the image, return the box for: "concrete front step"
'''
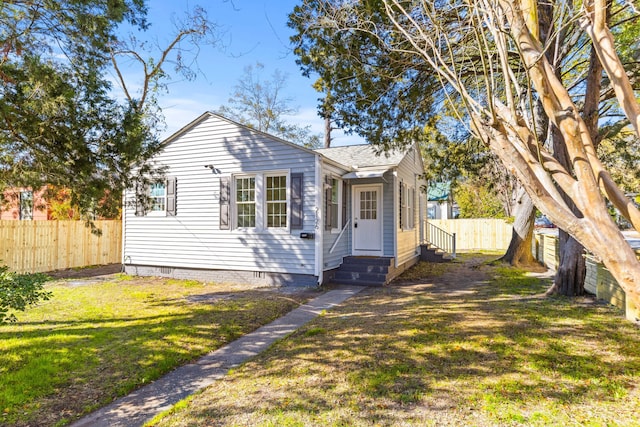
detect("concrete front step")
[341,256,394,266]
[332,256,395,286]
[420,245,452,263]
[338,263,390,274]
[334,270,388,285]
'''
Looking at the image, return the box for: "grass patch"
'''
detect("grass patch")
[152,254,640,427]
[303,327,327,337]
[0,276,316,427]
[396,261,451,281]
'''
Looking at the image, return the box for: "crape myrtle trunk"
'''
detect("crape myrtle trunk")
[500,186,536,266]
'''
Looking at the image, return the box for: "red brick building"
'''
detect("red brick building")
[1,188,50,220]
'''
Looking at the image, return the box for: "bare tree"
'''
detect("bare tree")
[110,6,222,117]
[217,63,321,147]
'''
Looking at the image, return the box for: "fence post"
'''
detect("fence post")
[452,232,457,259]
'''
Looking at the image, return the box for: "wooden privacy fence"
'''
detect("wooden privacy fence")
[0,220,122,274]
[532,232,560,270]
[532,230,640,321]
[428,219,513,251]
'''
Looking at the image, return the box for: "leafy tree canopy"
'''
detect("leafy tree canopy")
[0,0,154,220]
[288,0,640,306]
[1,1,219,221]
[289,2,443,152]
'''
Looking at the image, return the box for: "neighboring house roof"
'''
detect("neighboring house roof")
[427,182,451,201]
[315,144,407,170]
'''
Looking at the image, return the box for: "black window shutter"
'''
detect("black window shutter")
[219,176,230,230]
[166,177,177,216]
[342,181,348,229]
[325,176,332,230]
[399,181,403,229]
[290,173,303,229]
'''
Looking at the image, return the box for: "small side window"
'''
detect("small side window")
[324,176,342,232]
[150,182,166,212]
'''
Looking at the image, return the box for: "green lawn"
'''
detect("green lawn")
[150,255,640,427]
[0,274,317,427]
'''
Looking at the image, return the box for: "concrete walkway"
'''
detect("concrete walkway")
[71,285,364,427]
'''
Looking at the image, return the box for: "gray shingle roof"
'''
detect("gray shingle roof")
[314,144,407,169]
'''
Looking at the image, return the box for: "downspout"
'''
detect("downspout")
[415,173,420,255]
[315,153,324,285]
[392,170,398,268]
[121,193,127,273]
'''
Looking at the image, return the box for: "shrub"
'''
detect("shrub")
[0,265,51,323]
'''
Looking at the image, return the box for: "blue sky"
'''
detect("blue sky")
[116,0,361,146]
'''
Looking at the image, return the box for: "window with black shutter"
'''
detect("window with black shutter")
[290,173,303,229]
[219,176,230,229]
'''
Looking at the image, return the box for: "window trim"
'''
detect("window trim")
[399,182,416,231]
[148,181,167,215]
[330,177,342,233]
[234,174,257,229]
[232,170,290,232]
[324,175,343,233]
[265,173,289,229]
[407,186,415,230]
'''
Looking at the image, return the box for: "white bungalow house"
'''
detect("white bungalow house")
[122,112,427,286]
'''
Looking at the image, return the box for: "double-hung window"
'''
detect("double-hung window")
[232,172,288,230]
[399,182,415,230]
[325,176,342,232]
[235,176,256,228]
[266,175,287,228]
[407,187,415,229]
[138,177,176,216]
[150,182,166,212]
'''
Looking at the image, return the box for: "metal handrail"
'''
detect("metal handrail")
[329,219,351,254]
[423,220,456,258]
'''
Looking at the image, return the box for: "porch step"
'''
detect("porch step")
[334,271,388,287]
[420,245,452,263]
[332,257,394,287]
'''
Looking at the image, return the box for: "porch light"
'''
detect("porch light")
[204,165,222,174]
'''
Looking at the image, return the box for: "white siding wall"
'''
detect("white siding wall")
[396,144,426,266]
[123,114,317,276]
[349,175,395,257]
[322,163,351,270]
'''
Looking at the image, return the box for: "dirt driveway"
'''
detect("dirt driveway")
[46,263,123,279]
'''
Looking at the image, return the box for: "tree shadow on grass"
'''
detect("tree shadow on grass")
[155,254,640,426]
[0,285,311,427]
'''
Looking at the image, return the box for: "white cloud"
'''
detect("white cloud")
[158,96,222,138]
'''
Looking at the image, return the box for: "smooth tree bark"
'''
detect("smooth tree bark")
[549,126,587,296]
[536,0,586,295]
[500,186,537,267]
[471,0,640,308]
[549,44,604,296]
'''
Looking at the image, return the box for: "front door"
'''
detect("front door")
[352,184,383,255]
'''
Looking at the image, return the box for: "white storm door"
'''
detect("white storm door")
[352,184,383,255]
